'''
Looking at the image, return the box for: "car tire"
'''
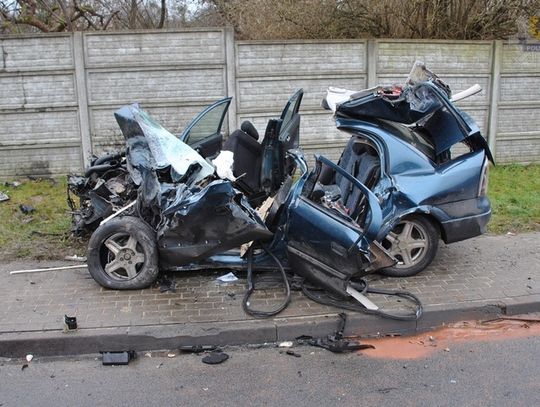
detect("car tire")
[87,216,159,289]
[379,216,439,277]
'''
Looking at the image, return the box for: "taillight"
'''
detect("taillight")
[478,160,489,197]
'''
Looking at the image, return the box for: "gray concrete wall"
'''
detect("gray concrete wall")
[1,30,539,178]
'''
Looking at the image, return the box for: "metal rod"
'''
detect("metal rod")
[9,264,88,275]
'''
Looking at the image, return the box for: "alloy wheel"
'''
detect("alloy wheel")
[102,233,146,280]
[383,219,429,268]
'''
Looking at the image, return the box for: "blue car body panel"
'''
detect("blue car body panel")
[335,112,491,244]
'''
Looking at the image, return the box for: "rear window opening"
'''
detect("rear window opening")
[377,118,480,165]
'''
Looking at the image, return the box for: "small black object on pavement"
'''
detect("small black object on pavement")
[101,351,136,365]
[202,351,229,365]
[64,315,78,330]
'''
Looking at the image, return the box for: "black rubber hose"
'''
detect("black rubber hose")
[301,278,422,321]
[242,245,291,318]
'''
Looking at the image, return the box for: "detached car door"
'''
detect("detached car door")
[180,98,232,159]
[286,156,385,297]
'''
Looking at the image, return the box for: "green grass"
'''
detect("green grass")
[0,178,84,260]
[0,165,538,260]
[487,164,540,234]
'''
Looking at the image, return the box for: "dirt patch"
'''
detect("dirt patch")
[359,318,540,360]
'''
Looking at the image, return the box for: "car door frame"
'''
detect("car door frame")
[179,97,232,158]
[285,156,384,296]
[278,89,303,150]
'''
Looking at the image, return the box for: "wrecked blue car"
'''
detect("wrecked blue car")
[68,63,491,317]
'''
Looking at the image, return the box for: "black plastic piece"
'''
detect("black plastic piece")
[19,204,36,215]
[101,351,136,365]
[202,351,229,365]
[64,315,77,330]
[179,345,217,353]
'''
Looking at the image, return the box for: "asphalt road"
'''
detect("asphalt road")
[1,333,539,407]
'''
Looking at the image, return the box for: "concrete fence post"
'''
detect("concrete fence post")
[487,40,502,158]
[367,39,378,88]
[224,26,237,134]
[73,31,92,169]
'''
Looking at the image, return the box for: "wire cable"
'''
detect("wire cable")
[242,244,291,318]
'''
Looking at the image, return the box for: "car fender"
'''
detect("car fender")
[376,205,450,241]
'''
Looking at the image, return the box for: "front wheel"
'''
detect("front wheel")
[379,216,439,277]
[87,216,159,289]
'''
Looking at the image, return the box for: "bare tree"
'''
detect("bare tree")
[0,0,120,33]
[2,0,536,38]
[210,0,540,40]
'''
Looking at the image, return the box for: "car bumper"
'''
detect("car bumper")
[439,199,491,243]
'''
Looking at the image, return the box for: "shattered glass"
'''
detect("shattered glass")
[116,104,215,184]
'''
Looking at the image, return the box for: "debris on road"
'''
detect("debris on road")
[26,354,33,362]
[202,351,229,365]
[300,313,375,354]
[285,350,301,357]
[101,350,136,366]
[179,345,217,354]
[64,315,78,331]
[278,341,293,348]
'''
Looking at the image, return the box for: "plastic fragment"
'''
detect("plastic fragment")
[216,272,238,283]
[64,315,78,331]
[19,204,36,214]
[278,341,293,348]
[101,350,135,365]
[65,255,87,262]
[202,351,229,365]
[286,350,301,357]
[26,354,33,362]
[179,345,217,353]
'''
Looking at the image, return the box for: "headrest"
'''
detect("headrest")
[240,121,259,141]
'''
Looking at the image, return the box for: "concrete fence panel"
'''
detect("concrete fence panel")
[0,30,539,179]
[497,42,540,164]
[0,34,81,177]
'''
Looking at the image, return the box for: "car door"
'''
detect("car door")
[278,89,303,150]
[286,156,387,296]
[180,98,232,159]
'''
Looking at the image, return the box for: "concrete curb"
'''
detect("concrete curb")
[2,296,539,358]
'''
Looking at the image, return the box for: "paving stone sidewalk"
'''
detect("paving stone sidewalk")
[1,232,538,337]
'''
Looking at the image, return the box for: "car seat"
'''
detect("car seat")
[319,137,380,221]
[222,121,263,195]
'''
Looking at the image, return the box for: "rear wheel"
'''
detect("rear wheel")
[379,216,438,277]
[87,216,159,289]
